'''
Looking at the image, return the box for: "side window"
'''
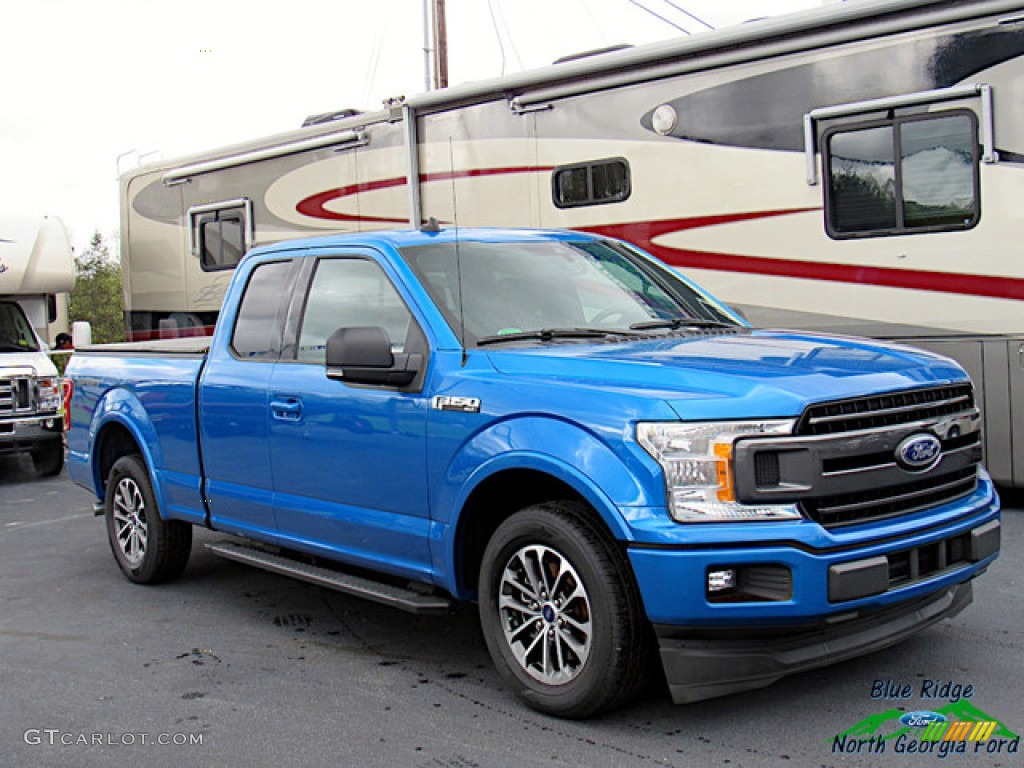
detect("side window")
[824,111,979,238]
[296,258,413,364]
[191,202,250,271]
[231,260,291,360]
[552,158,630,208]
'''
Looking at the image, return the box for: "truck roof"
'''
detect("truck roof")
[244,226,602,260]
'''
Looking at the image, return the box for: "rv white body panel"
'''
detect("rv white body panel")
[0,215,74,345]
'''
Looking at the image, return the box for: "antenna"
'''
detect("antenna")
[448,139,468,365]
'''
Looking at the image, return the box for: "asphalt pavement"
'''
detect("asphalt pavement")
[1,456,1021,768]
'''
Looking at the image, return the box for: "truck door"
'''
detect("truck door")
[267,250,433,580]
[198,257,298,538]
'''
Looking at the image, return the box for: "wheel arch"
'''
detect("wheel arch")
[449,457,631,601]
[88,390,166,518]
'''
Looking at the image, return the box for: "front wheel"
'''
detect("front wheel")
[31,445,64,477]
[105,455,192,584]
[478,501,652,718]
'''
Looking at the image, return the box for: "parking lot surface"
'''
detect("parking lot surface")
[1,457,1021,768]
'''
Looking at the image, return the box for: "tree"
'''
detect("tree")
[70,232,125,344]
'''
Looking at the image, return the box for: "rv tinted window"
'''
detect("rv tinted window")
[825,111,978,238]
[828,126,897,233]
[900,115,976,229]
[231,260,290,360]
[199,209,246,270]
[553,158,630,208]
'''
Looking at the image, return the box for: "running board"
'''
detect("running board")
[206,541,453,615]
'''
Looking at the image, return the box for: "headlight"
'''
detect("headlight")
[636,420,801,522]
[36,377,62,413]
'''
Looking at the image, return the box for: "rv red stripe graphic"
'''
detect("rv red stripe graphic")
[299,166,1023,301]
[296,167,554,224]
[584,213,1024,302]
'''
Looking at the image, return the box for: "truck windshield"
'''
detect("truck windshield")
[400,238,738,346]
[0,302,40,353]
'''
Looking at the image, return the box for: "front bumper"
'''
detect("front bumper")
[623,478,999,704]
[0,415,63,455]
[657,580,972,704]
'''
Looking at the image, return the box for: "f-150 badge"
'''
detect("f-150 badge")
[432,396,481,413]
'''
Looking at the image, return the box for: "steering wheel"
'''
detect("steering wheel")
[590,308,630,326]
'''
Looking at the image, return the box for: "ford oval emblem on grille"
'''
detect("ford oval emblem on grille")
[896,433,942,471]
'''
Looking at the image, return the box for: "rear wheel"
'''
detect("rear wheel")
[105,455,192,584]
[478,501,651,718]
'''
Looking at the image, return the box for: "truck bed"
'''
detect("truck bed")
[75,337,212,356]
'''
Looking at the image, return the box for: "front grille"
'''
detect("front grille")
[797,385,981,528]
[737,384,984,530]
[802,466,978,528]
[797,384,974,436]
[0,376,34,416]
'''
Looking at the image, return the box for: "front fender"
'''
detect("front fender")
[432,415,658,593]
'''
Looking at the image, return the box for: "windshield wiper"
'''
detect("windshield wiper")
[476,327,639,347]
[629,318,734,331]
[0,343,34,352]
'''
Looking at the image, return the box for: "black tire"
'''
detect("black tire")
[104,455,192,584]
[478,501,652,718]
[31,445,64,477]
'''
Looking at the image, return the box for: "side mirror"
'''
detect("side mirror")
[325,326,421,387]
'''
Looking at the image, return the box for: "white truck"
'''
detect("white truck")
[0,215,74,476]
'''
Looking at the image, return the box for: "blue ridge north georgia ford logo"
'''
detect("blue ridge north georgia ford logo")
[900,711,947,728]
[896,433,942,470]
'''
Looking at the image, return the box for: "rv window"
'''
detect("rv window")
[824,110,979,238]
[553,158,630,208]
[198,208,246,271]
[230,260,291,360]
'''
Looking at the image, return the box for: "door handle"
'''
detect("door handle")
[270,397,303,421]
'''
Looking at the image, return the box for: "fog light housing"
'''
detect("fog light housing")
[707,569,736,592]
[706,564,793,603]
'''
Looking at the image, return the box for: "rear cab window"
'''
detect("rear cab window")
[230,260,294,360]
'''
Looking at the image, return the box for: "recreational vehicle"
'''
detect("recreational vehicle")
[0,215,73,475]
[119,0,1024,485]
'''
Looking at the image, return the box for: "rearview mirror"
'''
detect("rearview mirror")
[325,326,420,387]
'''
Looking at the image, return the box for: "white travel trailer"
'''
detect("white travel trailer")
[0,215,73,475]
[120,0,1024,485]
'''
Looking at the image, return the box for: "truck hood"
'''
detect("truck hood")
[0,349,56,377]
[485,330,966,420]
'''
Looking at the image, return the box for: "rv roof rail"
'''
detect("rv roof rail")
[553,44,633,65]
[302,109,364,127]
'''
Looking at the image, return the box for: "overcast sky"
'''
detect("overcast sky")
[1,0,824,253]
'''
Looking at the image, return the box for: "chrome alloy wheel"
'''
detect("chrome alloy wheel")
[498,544,593,685]
[112,477,149,568]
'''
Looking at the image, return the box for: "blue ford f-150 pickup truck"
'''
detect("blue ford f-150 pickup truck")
[66,227,1000,718]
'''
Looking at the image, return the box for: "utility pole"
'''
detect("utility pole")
[422,0,432,92]
[432,0,449,90]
